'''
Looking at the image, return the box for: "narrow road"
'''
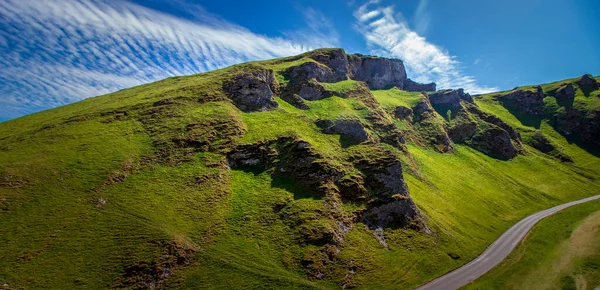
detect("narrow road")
[416,194,600,290]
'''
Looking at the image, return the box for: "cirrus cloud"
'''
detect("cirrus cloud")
[0,0,336,121]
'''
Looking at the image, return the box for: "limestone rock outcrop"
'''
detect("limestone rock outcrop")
[428,89,472,110]
[404,78,436,92]
[316,119,370,143]
[578,74,599,91]
[351,151,425,230]
[309,49,350,81]
[299,80,330,101]
[552,109,600,146]
[354,155,408,200]
[394,106,413,120]
[523,131,573,162]
[227,137,343,192]
[411,97,454,153]
[346,54,407,90]
[495,86,545,115]
[303,49,435,91]
[447,110,478,143]
[226,137,427,257]
[285,62,342,84]
[223,68,279,112]
[361,199,421,230]
[466,105,521,141]
[555,83,575,104]
[470,126,518,160]
[278,49,438,112]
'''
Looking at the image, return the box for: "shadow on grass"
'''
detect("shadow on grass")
[339,135,362,148]
[581,87,596,97]
[271,174,321,200]
[431,103,461,122]
[555,96,575,110]
[503,107,545,129]
[232,165,268,176]
[563,134,600,158]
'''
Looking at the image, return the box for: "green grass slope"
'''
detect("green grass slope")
[1,49,599,289]
[464,199,600,290]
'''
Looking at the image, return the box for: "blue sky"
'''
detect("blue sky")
[1,0,599,122]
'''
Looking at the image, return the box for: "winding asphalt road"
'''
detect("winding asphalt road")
[416,194,600,290]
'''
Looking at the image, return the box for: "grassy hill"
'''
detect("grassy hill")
[1,48,599,289]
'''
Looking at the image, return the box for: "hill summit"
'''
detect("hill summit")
[1,48,599,289]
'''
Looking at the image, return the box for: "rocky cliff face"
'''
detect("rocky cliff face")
[346,54,407,90]
[223,68,279,112]
[404,78,437,92]
[545,75,600,147]
[552,109,600,146]
[411,95,455,153]
[225,49,437,113]
[578,74,599,92]
[494,86,546,115]
[222,48,576,163]
[294,49,434,92]
[473,73,600,156]
[316,119,371,144]
[429,89,473,109]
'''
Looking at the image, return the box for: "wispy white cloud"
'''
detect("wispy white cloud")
[283,7,340,48]
[353,1,497,94]
[0,0,336,120]
[413,0,430,35]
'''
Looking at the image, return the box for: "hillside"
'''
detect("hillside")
[1,48,599,289]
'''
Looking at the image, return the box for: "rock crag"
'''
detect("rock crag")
[494,86,545,115]
[282,49,435,95]
[223,68,279,112]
